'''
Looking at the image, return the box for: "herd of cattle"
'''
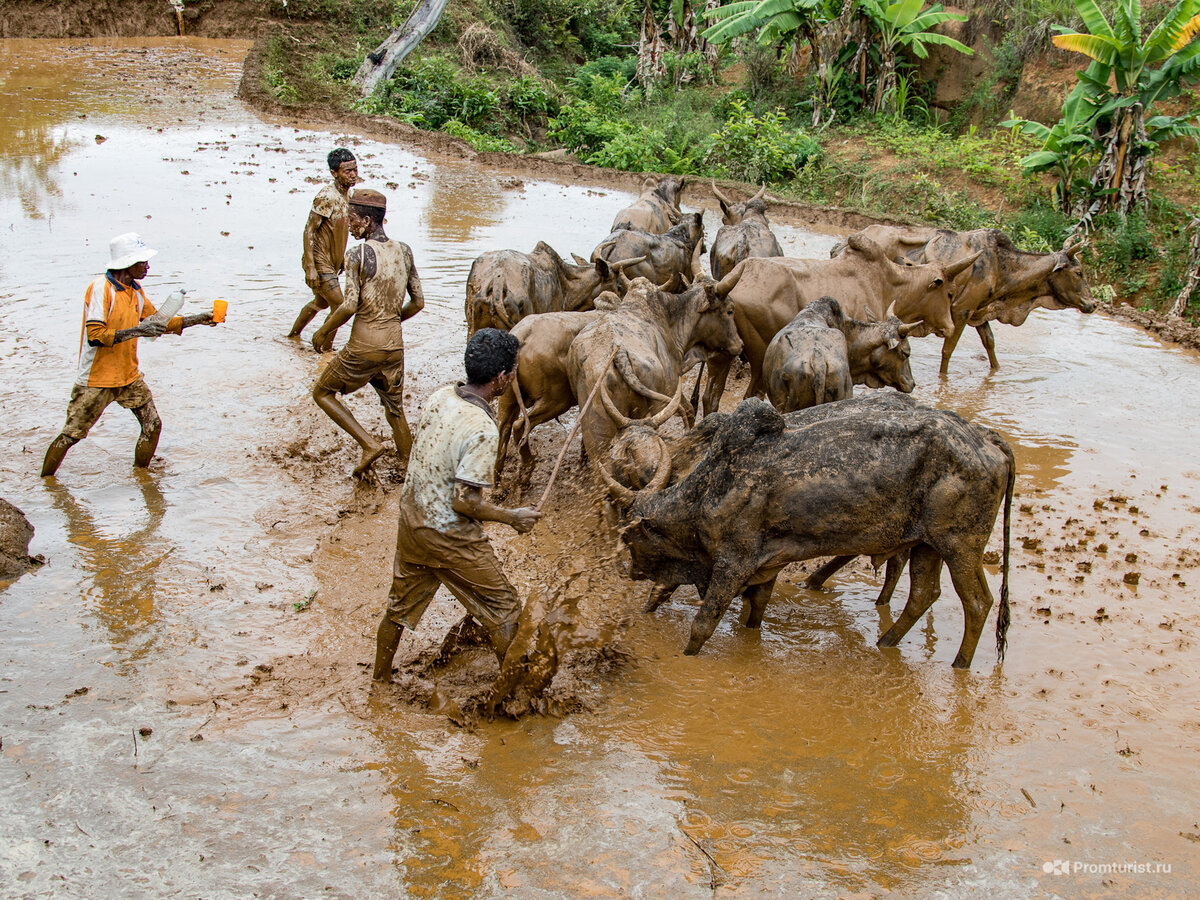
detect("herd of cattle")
[460,175,1097,668]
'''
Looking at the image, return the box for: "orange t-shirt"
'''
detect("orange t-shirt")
[75,274,176,387]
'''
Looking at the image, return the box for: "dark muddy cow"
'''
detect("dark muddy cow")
[567,274,742,462]
[609,393,915,617]
[709,183,784,281]
[611,175,687,234]
[600,397,1015,668]
[835,225,1095,373]
[591,213,705,292]
[762,296,916,413]
[702,234,980,414]
[464,241,641,335]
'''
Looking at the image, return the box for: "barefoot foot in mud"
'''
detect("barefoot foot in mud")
[354,443,387,478]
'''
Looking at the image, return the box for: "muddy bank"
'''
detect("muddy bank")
[0,0,279,39]
[0,498,42,581]
[1101,303,1200,351]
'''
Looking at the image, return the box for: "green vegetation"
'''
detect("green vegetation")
[252,0,1200,319]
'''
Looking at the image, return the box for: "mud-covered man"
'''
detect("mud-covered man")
[42,232,217,477]
[373,329,541,683]
[288,147,359,343]
[311,188,424,478]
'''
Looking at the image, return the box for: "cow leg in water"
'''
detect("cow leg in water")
[939,320,969,374]
[644,583,679,613]
[976,323,999,369]
[685,559,752,655]
[944,553,995,669]
[742,576,777,629]
[876,550,911,606]
[878,544,943,650]
[805,555,854,589]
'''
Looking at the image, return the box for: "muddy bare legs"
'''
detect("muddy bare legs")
[41,434,79,477]
[373,615,404,682]
[313,385,386,477]
[132,401,162,468]
[288,299,323,337]
[384,408,412,468]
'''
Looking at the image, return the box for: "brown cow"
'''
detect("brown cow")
[701,234,980,414]
[464,241,641,335]
[709,183,784,280]
[591,213,705,292]
[836,225,1094,372]
[567,274,742,462]
[611,175,686,233]
[762,296,916,413]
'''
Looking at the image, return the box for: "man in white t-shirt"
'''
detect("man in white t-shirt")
[373,328,541,683]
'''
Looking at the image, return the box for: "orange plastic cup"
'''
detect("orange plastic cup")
[212,299,228,323]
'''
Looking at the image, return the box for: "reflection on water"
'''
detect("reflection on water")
[44,472,171,673]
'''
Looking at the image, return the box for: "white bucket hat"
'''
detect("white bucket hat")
[108,232,158,270]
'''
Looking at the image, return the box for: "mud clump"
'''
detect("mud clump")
[0,498,43,581]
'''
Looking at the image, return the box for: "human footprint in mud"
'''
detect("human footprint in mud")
[373,328,541,684]
[311,188,424,477]
[287,147,358,343]
[42,233,217,477]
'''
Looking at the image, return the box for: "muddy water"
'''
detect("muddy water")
[1,39,1198,899]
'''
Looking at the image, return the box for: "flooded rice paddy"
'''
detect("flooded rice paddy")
[1,39,1198,899]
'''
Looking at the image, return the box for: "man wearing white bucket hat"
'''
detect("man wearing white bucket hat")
[41,232,218,477]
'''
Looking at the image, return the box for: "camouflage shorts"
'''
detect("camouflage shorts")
[61,376,155,439]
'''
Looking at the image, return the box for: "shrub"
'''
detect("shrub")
[365,57,499,130]
[707,100,821,184]
[505,76,558,124]
[441,120,520,153]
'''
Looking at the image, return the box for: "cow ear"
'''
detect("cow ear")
[719,198,730,217]
[572,252,589,266]
[887,337,899,351]
[928,276,944,289]
[1052,254,1068,272]
[595,257,612,277]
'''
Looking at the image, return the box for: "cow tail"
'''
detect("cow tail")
[488,275,513,329]
[995,439,1016,662]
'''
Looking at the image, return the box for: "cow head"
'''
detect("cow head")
[863,318,916,393]
[689,283,742,358]
[654,175,686,208]
[1045,238,1095,313]
[888,250,981,337]
[713,183,767,225]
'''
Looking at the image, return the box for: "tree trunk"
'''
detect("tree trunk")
[637,0,665,92]
[352,0,451,96]
[1074,102,1148,229]
[1168,216,1200,318]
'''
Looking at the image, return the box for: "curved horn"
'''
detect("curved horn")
[751,183,767,203]
[711,180,732,208]
[657,275,674,291]
[645,433,672,492]
[944,250,982,281]
[596,461,636,506]
[649,380,685,428]
[691,239,707,281]
[617,268,632,292]
[1064,239,1085,258]
[611,255,646,270]
[896,322,917,338]
[599,379,637,429]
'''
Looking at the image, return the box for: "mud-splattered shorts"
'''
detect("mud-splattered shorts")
[311,272,343,310]
[386,526,520,631]
[314,347,406,418]
[61,376,156,439]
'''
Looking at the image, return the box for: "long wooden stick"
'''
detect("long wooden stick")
[536,346,619,512]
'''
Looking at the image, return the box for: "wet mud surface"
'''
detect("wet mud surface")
[2,38,1199,898]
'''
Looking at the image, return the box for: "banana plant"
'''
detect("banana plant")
[857,0,972,114]
[1050,0,1200,218]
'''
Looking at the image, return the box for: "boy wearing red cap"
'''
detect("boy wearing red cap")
[312,188,425,478]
